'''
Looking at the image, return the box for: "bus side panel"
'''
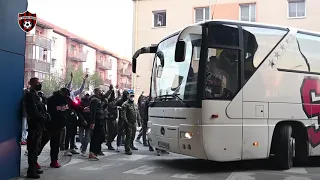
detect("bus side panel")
[202,100,242,162]
[149,108,206,159]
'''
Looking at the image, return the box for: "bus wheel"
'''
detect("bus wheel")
[274,125,294,170]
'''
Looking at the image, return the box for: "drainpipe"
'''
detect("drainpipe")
[132,0,137,92]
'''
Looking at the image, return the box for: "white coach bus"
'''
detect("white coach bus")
[132,20,320,170]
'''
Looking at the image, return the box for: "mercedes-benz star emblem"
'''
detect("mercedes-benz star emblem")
[160,127,165,136]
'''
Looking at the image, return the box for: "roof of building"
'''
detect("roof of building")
[37,17,131,63]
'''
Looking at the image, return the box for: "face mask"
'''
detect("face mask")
[129,97,134,102]
[35,83,42,91]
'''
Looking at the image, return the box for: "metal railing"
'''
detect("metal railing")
[26,35,52,50]
[67,50,87,62]
[97,60,112,70]
[25,59,50,72]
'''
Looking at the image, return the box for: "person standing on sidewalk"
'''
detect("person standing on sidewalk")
[105,85,117,150]
[135,94,149,147]
[121,91,141,155]
[37,88,82,169]
[24,77,51,179]
[60,72,88,151]
[88,87,106,160]
[79,92,92,156]
[21,88,28,145]
[115,90,129,152]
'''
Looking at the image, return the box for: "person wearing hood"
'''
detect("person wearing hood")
[37,88,86,169]
[115,90,129,152]
[88,87,107,160]
[105,85,117,150]
[24,78,50,179]
[79,92,92,156]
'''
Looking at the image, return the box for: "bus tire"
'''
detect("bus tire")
[274,124,293,170]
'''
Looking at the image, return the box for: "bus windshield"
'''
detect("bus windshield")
[151,33,202,105]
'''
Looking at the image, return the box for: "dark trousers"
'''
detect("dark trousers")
[116,122,125,147]
[90,125,105,154]
[107,119,117,147]
[38,129,62,161]
[65,124,77,150]
[27,125,43,174]
[59,127,66,150]
[124,124,137,152]
[137,122,147,143]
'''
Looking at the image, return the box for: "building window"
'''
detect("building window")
[288,0,306,18]
[70,45,76,51]
[194,7,209,23]
[240,3,256,22]
[51,58,56,68]
[52,37,57,47]
[153,11,166,27]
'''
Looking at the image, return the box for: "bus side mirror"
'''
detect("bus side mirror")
[132,58,137,73]
[175,41,185,62]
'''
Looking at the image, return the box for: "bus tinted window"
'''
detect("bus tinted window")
[242,26,287,81]
[208,24,239,47]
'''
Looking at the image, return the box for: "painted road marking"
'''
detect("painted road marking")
[283,168,308,174]
[98,152,117,158]
[79,162,124,170]
[123,165,159,175]
[171,173,199,179]
[117,154,148,161]
[63,159,84,167]
[284,176,312,180]
[226,172,255,180]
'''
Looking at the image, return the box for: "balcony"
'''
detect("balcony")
[26,35,52,50]
[104,79,112,85]
[67,50,87,62]
[119,82,131,89]
[25,59,50,73]
[118,68,132,76]
[97,60,112,70]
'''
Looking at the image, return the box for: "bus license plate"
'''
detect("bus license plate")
[158,141,169,149]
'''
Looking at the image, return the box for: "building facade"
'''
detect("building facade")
[24,18,132,92]
[132,0,314,96]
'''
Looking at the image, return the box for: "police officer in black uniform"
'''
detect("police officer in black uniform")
[24,77,50,179]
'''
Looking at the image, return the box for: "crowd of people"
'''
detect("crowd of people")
[20,73,166,179]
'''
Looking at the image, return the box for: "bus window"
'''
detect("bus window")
[242,26,288,82]
[205,24,240,100]
[205,49,239,100]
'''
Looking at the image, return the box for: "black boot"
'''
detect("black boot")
[27,170,40,179]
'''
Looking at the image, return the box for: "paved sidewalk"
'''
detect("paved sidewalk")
[18,143,71,178]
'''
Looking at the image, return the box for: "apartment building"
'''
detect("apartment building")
[24,18,132,90]
[132,0,314,96]
[117,58,132,90]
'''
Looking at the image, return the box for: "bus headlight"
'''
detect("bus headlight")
[180,131,193,139]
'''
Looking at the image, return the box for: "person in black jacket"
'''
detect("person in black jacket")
[37,88,86,168]
[24,77,50,179]
[79,92,92,156]
[105,85,117,150]
[115,90,128,152]
[89,87,106,160]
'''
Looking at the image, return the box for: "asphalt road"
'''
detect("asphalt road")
[17,141,320,180]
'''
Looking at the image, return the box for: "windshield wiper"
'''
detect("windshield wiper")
[156,94,189,107]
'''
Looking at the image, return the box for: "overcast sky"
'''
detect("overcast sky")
[27,0,133,59]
